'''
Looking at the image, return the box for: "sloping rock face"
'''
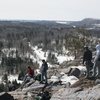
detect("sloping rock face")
[9,81,45,100]
[51,84,100,100]
[6,77,100,100]
[51,77,100,100]
[22,81,45,93]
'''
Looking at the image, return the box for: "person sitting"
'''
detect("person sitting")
[21,66,34,88]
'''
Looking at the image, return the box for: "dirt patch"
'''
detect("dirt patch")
[71,77,95,88]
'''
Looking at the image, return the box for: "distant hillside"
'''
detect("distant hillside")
[70,18,100,28]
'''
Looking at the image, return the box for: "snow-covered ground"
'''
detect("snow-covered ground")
[55,54,74,64]
[8,75,23,83]
[70,65,86,71]
[0,74,23,84]
[0,43,75,84]
[49,65,86,85]
[60,75,79,85]
[30,46,48,66]
[29,45,74,67]
[50,74,79,85]
[1,43,74,67]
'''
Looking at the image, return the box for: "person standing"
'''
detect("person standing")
[83,46,92,78]
[92,43,100,78]
[40,59,48,84]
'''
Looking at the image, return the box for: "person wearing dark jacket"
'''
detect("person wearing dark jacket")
[40,60,48,84]
[83,46,92,78]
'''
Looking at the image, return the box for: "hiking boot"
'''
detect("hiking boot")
[40,81,44,84]
[45,82,48,85]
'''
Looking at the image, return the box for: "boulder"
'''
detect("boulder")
[0,92,14,100]
[95,79,100,85]
[68,68,81,78]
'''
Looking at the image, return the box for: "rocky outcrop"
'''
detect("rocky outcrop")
[51,84,100,100]
[8,78,100,100]
[8,81,45,100]
[22,81,45,93]
[50,77,100,100]
[3,76,100,100]
[2,66,99,100]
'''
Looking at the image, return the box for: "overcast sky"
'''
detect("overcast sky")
[0,0,99,21]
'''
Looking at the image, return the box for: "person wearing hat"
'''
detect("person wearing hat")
[83,46,92,78]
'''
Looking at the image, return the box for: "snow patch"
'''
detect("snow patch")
[50,74,79,85]
[8,75,23,84]
[2,48,17,58]
[0,75,23,84]
[56,21,71,25]
[56,55,74,64]
[60,74,79,85]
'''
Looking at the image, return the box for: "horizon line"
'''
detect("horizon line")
[0,17,99,22]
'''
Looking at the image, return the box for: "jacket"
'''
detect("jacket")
[83,49,92,64]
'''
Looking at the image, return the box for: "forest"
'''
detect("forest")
[0,20,99,74]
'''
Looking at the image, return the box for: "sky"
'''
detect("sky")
[0,0,100,21]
